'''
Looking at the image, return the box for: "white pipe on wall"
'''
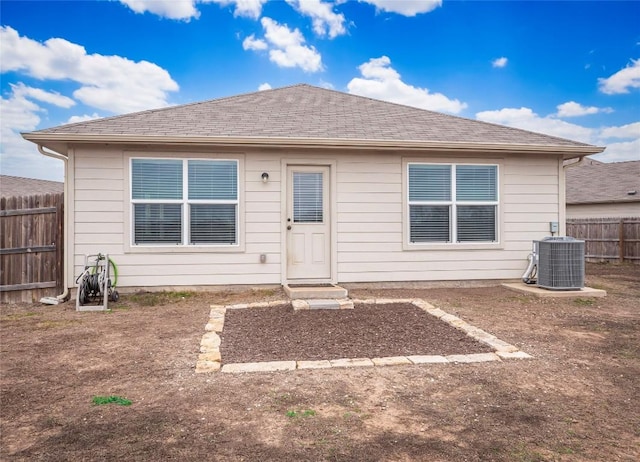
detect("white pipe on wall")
[37,144,70,304]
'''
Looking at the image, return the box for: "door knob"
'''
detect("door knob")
[287,225,292,230]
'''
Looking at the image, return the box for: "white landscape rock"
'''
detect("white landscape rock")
[200,332,221,353]
[221,361,297,373]
[372,356,412,366]
[329,358,374,368]
[446,353,501,363]
[407,355,449,364]
[297,360,332,369]
[195,360,221,373]
[497,351,533,360]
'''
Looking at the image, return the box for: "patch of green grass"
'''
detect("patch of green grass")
[503,295,532,304]
[92,395,132,406]
[573,298,595,306]
[286,409,316,418]
[616,347,639,359]
[36,320,79,329]
[274,392,292,403]
[252,287,279,297]
[510,444,545,462]
[5,312,38,320]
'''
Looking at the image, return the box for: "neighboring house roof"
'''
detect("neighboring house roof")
[566,159,640,204]
[0,175,63,198]
[23,84,603,157]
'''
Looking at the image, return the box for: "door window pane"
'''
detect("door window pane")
[293,172,323,223]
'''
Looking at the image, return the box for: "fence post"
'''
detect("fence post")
[619,218,625,262]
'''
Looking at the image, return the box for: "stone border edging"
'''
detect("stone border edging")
[195,298,532,374]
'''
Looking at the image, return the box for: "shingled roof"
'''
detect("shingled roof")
[24,84,602,155]
[566,159,640,204]
[0,175,63,198]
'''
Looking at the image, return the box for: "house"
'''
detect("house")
[566,159,640,219]
[22,84,604,291]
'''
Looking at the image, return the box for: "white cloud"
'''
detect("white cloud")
[598,59,640,95]
[249,18,322,72]
[118,0,267,20]
[319,79,335,90]
[119,0,199,20]
[258,82,272,91]
[205,0,267,19]
[492,57,508,68]
[475,107,594,143]
[0,26,179,114]
[600,121,640,140]
[242,34,268,51]
[67,113,101,124]
[347,56,467,114]
[10,82,76,109]
[592,139,640,162]
[0,85,63,181]
[475,106,640,162]
[556,101,613,117]
[360,0,442,16]
[285,0,346,39]
[261,17,304,48]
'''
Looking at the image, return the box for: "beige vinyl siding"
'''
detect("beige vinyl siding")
[567,202,640,219]
[73,149,125,282]
[335,153,559,282]
[502,156,559,249]
[71,146,563,287]
[72,148,282,288]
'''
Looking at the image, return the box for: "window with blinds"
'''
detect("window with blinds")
[293,172,323,223]
[408,163,498,244]
[131,158,238,245]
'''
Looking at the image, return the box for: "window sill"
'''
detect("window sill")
[403,242,503,251]
[125,243,245,254]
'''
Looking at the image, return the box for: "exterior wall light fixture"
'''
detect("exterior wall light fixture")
[261,172,269,183]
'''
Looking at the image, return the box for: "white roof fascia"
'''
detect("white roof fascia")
[22,133,605,157]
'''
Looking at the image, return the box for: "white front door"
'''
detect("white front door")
[286,165,331,281]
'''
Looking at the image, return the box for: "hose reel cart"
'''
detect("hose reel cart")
[76,253,119,311]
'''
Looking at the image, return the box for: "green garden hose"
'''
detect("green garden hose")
[108,258,118,288]
[88,255,118,288]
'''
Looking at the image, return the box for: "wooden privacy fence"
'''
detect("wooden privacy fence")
[1,193,64,303]
[567,217,640,264]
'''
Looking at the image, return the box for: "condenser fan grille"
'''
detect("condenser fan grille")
[536,237,585,290]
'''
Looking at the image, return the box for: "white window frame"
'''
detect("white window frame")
[127,156,242,251]
[404,160,501,250]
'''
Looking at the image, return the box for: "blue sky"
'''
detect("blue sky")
[1,0,639,181]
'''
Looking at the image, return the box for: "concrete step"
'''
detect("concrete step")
[292,298,354,310]
[283,284,348,300]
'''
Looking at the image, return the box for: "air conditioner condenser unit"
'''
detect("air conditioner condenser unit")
[536,237,585,290]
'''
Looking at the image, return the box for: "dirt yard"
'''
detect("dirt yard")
[1,263,638,461]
